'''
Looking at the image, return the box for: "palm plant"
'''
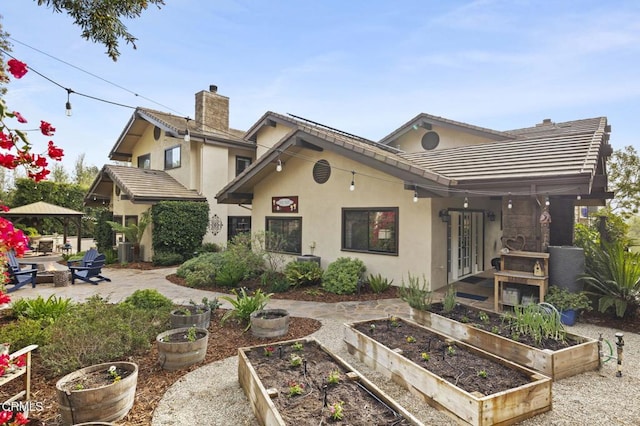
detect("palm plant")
[579,241,640,318]
[107,209,151,262]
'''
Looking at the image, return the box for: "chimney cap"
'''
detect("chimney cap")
[209,85,218,93]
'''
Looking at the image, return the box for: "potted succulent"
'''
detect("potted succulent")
[545,286,592,326]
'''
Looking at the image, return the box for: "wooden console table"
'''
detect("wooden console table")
[494,251,549,312]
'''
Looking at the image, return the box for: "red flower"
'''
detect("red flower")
[40,121,56,136]
[0,409,12,423]
[29,168,50,182]
[13,111,27,124]
[14,411,29,425]
[7,59,28,79]
[0,292,9,305]
[47,141,64,160]
[0,132,14,150]
[12,354,27,368]
[34,155,48,168]
[0,154,17,169]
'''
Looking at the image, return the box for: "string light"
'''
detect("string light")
[545,194,550,206]
[507,193,513,209]
[349,171,355,191]
[184,118,191,142]
[463,195,469,209]
[413,185,418,203]
[65,89,73,117]
[577,194,582,200]
[276,159,283,172]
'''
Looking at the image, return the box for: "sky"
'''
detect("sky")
[2,0,639,171]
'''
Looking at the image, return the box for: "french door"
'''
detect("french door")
[448,210,484,282]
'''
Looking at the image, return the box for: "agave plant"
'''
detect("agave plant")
[579,241,640,318]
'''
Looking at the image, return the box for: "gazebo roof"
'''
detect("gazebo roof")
[2,201,84,217]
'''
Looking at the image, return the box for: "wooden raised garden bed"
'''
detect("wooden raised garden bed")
[409,306,599,380]
[344,317,552,426]
[238,337,423,426]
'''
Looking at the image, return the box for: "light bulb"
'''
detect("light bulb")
[577,194,582,200]
[65,101,72,117]
[184,129,190,142]
[508,199,513,209]
[349,171,355,191]
[545,196,550,206]
[276,159,282,172]
[463,197,469,209]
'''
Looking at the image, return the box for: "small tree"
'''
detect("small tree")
[107,209,151,261]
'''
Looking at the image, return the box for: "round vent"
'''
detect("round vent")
[153,126,162,140]
[313,159,331,184]
[421,131,440,150]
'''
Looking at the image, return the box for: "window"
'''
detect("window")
[236,156,252,176]
[265,217,301,255]
[228,216,251,240]
[137,154,151,169]
[342,208,398,255]
[164,146,181,169]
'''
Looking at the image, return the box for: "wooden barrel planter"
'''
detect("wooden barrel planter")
[170,306,211,330]
[156,327,209,371]
[250,309,290,338]
[55,361,138,426]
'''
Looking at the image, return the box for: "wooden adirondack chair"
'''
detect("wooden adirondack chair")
[67,249,111,285]
[5,250,38,292]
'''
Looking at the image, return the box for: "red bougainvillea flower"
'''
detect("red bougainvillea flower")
[40,121,56,136]
[0,292,10,305]
[0,154,17,169]
[13,111,27,124]
[0,132,14,150]
[47,141,64,160]
[12,354,27,368]
[28,168,50,182]
[34,155,48,168]
[7,59,28,79]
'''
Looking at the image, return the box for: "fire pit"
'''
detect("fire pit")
[36,262,70,287]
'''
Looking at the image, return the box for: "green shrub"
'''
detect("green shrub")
[285,261,323,288]
[199,242,222,253]
[321,257,366,295]
[262,270,289,293]
[398,273,432,310]
[11,295,73,324]
[123,289,174,311]
[367,273,393,294]
[152,201,209,259]
[177,252,225,287]
[40,298,170,377]
[216,258,247,288]
[103,248,118,264]
[580,241,640,317]
[224,234,265,279]
[152,251,184,266]
[220,288,273,330]
[0,318,51,349]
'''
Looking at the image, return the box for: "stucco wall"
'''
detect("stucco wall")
[250,148,433,288]
[391,125,496,153]
[255,123,293,158]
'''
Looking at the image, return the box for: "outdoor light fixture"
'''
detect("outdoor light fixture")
[276,159,283,172]
[486,211,496,221]
[413,185,419,203]
[507,193,513,209]
[184,118,191,142]
[577,194,582,200]
[349,171,355,191]
[463,197,469,209]
[545,195,550,206]
[439,209,450,222]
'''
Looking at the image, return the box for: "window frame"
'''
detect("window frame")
[137,153,151,169]
[265,216,302,255]
[341,207,399,255]
[235,156,252,176]
[164,145,181,170]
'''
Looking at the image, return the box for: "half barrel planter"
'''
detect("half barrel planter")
[238,337,424,426]
[55,361,138,425]
[170,306,211,330]
[409,307,599,380]
[344,317,552,426]
[156,327,209,371]
[250,309,290,338]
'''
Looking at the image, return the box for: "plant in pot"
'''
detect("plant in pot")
[170,297,220,329]
[156,325,209,371]
[545,286,592,326]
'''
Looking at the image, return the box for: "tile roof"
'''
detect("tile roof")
[399,117,608,183]
[95,165,206,204]
[2,201,84,216]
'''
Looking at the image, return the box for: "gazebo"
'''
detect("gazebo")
[1,201,84,253]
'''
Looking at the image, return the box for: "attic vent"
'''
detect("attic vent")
[421,131,440,151]
[313,159,331,184]
[153,126,161,140]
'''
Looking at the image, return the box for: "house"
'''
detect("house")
[215,112,612,290]
[86,83,612,289]
[85,85,255,258]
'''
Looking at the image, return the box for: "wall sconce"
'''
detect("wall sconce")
[486,211,496,222]
[439,209,450,222]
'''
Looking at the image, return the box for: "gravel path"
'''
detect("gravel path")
[152,320,637,425]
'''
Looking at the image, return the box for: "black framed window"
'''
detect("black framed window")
[342,208,398,255]
[265,217,301,255]
[228,216,251,240]
[235,156,252,176]
[164,146,181,170]
[137,154,151,169]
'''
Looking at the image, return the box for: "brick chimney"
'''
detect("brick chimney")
[195,85,229,132]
